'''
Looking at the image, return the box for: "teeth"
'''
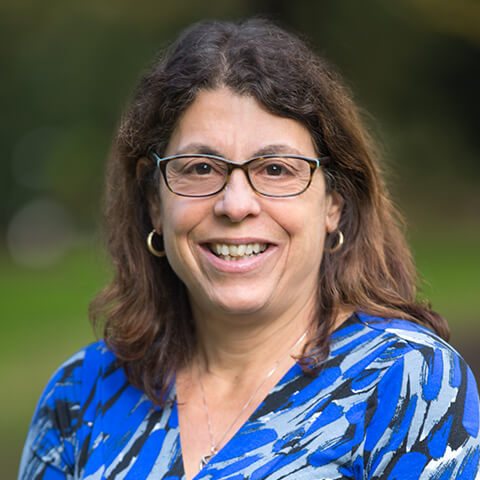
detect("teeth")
[209,242,268,260]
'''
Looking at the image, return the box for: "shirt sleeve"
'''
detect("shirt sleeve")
[363,343,480,479]
[18,349,87,480]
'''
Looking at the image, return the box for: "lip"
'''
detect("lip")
[203,237,274,245]
[198,239,278,273]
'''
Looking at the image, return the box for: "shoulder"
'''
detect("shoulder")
[349,312,478,408]
[338,311,456,353]
[335,312,472,378]
[332,312,480,439]
[36,340,118,407]
[18,341,123,478]
[344,313,480,478]
[355,311,453,349]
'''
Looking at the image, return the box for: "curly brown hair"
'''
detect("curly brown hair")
[89,18,449,406]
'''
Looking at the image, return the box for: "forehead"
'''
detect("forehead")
[165,87,316,159]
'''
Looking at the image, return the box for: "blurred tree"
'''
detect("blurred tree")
[1,0,478,236]
[405,0,480,46]
[2,2,479,478]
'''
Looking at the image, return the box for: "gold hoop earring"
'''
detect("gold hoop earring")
[329,230,344,253]
[147,229,166,257]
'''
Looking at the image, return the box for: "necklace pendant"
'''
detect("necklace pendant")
[199,447,217,470]
[199,454,212,469]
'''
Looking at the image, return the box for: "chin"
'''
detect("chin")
[212,294,271,318]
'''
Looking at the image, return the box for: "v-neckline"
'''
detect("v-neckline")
[174,313,358,480]
[174,359,304,480]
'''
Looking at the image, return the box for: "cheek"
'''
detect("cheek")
[278,188,330,241]
[160,206,199,286]
[273,202,329,263]
[161,203,191,247]
[159,195,209,259]
[157,192,186,253]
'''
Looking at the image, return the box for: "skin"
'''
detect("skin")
[148,87,344,479]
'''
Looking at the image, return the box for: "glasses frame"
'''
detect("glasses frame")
[150,152,329,198]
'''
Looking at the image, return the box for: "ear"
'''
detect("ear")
[325,191,344,233]
[136,156,162,230]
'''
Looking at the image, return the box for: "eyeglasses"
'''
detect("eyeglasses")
[150,152,329,198]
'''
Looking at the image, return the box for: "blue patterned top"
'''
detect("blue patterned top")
[19,313,480,479]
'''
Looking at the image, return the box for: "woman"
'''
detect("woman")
[19,19,479,479]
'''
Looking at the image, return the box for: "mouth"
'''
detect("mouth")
[207,242,269,261]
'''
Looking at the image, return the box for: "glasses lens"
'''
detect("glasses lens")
[249,156,312,196]
[165,156,228,196]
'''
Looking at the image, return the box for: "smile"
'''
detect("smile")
[208,242,268,261]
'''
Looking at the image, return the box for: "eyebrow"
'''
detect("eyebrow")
[176,143,222,157]
[175,143,305,158]
[253,144,304,157]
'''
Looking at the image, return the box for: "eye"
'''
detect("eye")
[264,163,286,176]
[257,160,296,177]
[178,157,226,176]
[191,162,212,175]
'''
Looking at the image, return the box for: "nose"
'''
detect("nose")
[213,168,261,222]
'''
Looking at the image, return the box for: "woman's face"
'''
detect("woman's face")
[150,87,342,322]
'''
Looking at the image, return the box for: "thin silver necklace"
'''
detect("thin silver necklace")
[197,326,310,470]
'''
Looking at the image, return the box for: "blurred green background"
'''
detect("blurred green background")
[1,0,479,477]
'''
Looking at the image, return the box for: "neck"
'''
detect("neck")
[191,298,316,380]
